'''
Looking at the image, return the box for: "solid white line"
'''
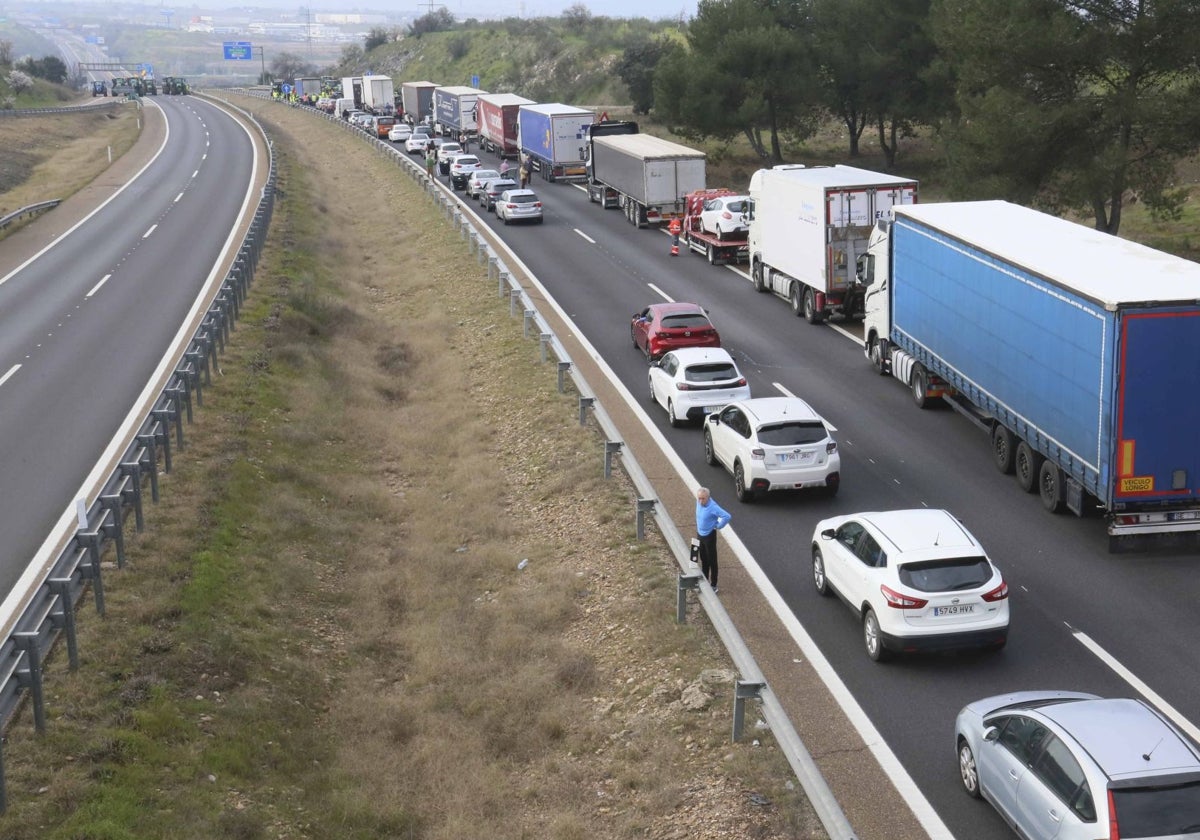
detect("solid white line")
[0,364,20,387]
[1073,629,1200,743]
[648,283,673,302]
[142,224,157,239]
[87,274,111,297]
[573,228,595,244]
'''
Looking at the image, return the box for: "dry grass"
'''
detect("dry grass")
[0,101,820,838]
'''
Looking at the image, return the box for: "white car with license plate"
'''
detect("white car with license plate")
[648,348,749,427]
[388,123,413,143]
[811,509,1009,661]
[703,397,840,502]
[466,169,501,199]
[495,189,544,224]
[699,194,750,239]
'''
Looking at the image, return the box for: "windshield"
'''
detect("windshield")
[756,421,827,447]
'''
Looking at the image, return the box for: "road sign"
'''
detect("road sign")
[222,41,253,61]
[471,74,480,88]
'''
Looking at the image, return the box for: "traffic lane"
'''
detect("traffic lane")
[0,97,255,590]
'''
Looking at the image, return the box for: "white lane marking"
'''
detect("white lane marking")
[87,274,111,297]
[1073,628,1200,744]
[648,283,673,302]
[827,322,860,343]
[772,382,839,432]
[142,224,157,239]
[192,169,199,178]
[0,364,20,387]
[488,227,955,840]
[574,228,595,244]
[174,192,184,203]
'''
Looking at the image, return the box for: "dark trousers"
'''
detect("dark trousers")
[698,530,718,587]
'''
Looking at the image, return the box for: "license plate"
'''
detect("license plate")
[1169,511,1200,522]
[778,451,816,465]
[933,604,975,617]
[703,406,718,414]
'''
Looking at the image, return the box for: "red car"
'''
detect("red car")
[630,302,721,361]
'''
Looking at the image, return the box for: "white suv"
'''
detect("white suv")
[703,397,839,502]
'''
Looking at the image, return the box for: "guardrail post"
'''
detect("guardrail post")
[468,230,478,255]
[578,396,594,426]
[488,256,498,281]
[185,351,205,405]
[732,681,766,742]
[539,333,551,362]
[76,530,106,615]
[677,572,702,623]
[99,495,126,568]
[498,270,509,299]
[152,409,174,472]
[138,435,160,502]
[635,498,656,540]
[510,289,521,317]
[120,460,145,532]
[168,383,189,443]
[48,578,79,670]
[604,440,622,479]
[523,310,535,337]
[557,361,571,393]
[11,634,45,732]
[478,244,488,267]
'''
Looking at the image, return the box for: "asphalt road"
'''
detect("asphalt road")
[419,139,1200,839]
[0,95,258,602]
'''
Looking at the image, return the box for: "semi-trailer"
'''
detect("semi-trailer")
[747,164,918,323]
[477,93,535,159]
[361,74,396,115]
[517,103,595,182]
[433,85,486,138]
[341,76,363,109]
[859,199,1200,547]
[585,133,705,227]
[401,81,437,125]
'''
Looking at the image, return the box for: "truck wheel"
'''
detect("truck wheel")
[790,283,804,316]
[991,425,1016,474]
[1015,442,1043,493]
[1038,460,1066,513]
[911,365,930,409]
[868,337,888,375]
[803,288,824,324]
[706,243,716,265]
[752,261,767,293]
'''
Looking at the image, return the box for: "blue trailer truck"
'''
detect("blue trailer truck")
[860,200,1200,548]
[517,103,595,182]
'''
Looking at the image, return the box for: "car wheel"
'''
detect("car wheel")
[704,429,717,465]
[812,549,831,597]
[647,378,656,404]
[1038,460,1065,513]
[863,609,889,662]
[958,740,982,798]
[503,215,511,226]
[734,461,754,503]
[1015,442,1043,493]
[911,365,930,409]
[667,400,683,428]
[991,425,1016,474]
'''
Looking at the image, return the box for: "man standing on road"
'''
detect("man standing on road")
[695,487,730,593]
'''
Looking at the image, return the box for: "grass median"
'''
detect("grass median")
[0,99,823,838]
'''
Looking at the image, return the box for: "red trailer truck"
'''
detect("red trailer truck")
[477,93,535,159]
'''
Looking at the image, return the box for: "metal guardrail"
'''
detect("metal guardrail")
[0,200,61,231]
[0,98,277,812]
[290,96,859,839]
[0,98,124,118]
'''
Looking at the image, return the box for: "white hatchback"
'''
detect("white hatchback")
[648,347,750,427]
[699,194,750,239]
[703,397,840,502]
[811,509,1009,661]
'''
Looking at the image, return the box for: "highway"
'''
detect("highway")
[0,95,260,608]
[417,137,1200,838]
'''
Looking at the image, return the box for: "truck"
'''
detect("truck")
[859,199,1200,548]
[680,188,749,265]
[747,164,918,323]
[516,103,595,181]
[361,74,396,115]
[433,85,486,138]
[401,81,437,125]
[585,133,706,227]
[341,76,363,110]
[295,77,322,99]
[477,93,535,159]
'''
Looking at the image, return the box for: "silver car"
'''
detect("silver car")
[956,691,1200,839]
[495,189,543,225]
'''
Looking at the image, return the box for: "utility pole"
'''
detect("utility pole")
[255,45,266,84]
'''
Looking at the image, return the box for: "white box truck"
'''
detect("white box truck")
[747,165,917,323]
[361,74,395,115]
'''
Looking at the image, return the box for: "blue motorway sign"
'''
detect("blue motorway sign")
[222,41,253,61]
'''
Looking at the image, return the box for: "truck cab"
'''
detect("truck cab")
[859,221,894,373]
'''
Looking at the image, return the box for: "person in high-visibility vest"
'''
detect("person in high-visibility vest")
[668,217,682,256]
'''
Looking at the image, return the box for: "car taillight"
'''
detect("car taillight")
[534,202,542,208]
[676,383,693,391]
[826,441,837,454]
[981,580,1009,602]
[1108,789,1119,839]
[750,447,765,460]
[880,585,928,610]
[721,211,732,219]
[735,378,747,386]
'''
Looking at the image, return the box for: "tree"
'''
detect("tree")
[933,0,1200,233]
[0,39,13,67]
[615,35,672,114]
[562,3,593,33]
[6,69,33,94]
[339,43,364,71]
[654,0,823,162]
[17,55,68,84]
[269,52,313,82]
[363,27,391,52]
[409,9,456,37]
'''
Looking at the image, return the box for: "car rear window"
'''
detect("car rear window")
[756,421,827,446]
[897,558,992,592]
[684,363,738,382]
[725,200,747,212]
[661,314,711,330]
[1111,779,1200,837]
[509,194,539,205]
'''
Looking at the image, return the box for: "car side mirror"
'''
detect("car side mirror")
[820,528,836,540]
[708,415,721,425]
[983,727,1000,743]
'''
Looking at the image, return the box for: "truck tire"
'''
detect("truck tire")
[991,425,1016,474]
[803,288,824,324]
[1038,460,1066,513]
[1015,442,1042,493]
[911,365,931,409]
[790,283,804,316]
[868,337,888,375]
[752,261,767,293]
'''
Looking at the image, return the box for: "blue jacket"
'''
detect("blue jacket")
[696,498,731,537]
